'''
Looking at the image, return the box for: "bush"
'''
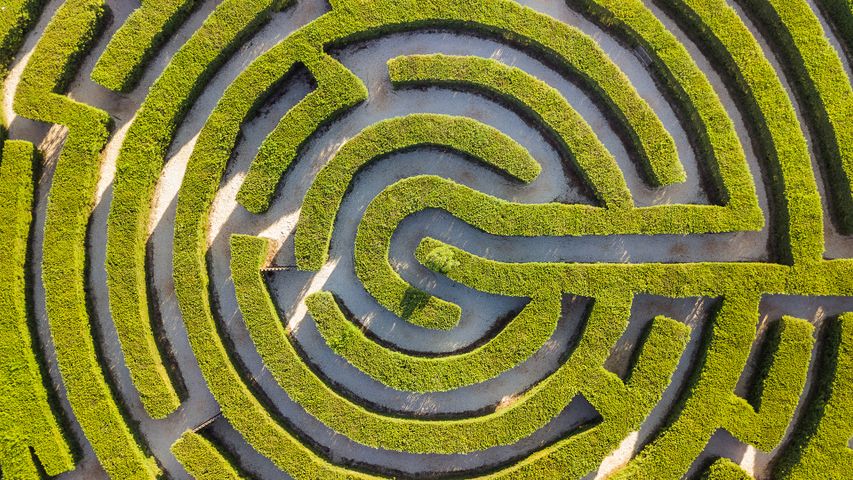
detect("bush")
[0,0,45,128]
[105,0,291,419]
[0,140,74,478]
[815,0,853,60]
[422,244,460,274]
[171,431,243,480]
[773,314,853,479]
[569,0,758,210]
[169,0,844,476]
[387,54,632,209]
[237,0,685,214]
[13,0,160,478]
[701,458,754,480]
[306,289,559,392]
[91,0,197,92]
[660,0,824,265]
[740,0,853,233]
[230,234,688,456]
[296,113,540,329]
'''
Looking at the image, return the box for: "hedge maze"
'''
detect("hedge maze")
[1,0,852,478]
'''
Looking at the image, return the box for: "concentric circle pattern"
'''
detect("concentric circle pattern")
[1,0,853,478]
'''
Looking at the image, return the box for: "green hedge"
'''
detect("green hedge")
[91,0,196,92]
[416,240,817,479]
[773,314,853,479]
[105,0,290,419]
[229,237,689,474]
[237,231,558,394]
[701,458,754,480]
[570,0,758,210]
[296,112,540,270]
[476,312,689,479]
[344,48,760,329]
[306,291,559,392]
[387,54,632,209]
[297,113,539,329]
[0,140,74,479]
[171,26,382,477]
[230,232,687,456]
[815,0,853,59]
[353,173,762,328]
[169,0,843,475]
[0,0,45,128]
[12,1,159,478]
[236,0,684,214]
[171,431,243,480]
[741,0,853,233]
[235,53,368,213]
[661,0,824,265]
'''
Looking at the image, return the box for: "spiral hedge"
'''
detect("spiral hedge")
[1,0,852,478]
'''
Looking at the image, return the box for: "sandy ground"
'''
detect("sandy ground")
[3,0,853,478]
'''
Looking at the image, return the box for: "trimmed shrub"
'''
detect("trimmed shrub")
[415,240,816,479]
[387,54,632,210]
[171,431,244,480]
[105,0,291,419]
[701,458,754,480]
[815,0,853,60]
[168,0,847,476]
[237,0,684,214]
[569,0,758,211]
[235,53,368,213]
[661,0,824,265]
[0,0,45,128]
[773,314,853,479]
[740,0,853,233]
[91,0,197,92]
[12,0,159,478]
[230,232,688,456]
[422,244,460,274]
[0,140,74,478]
[297,113,540,329]
[307,289,560,393]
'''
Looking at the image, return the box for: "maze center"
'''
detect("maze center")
[1,0,853,479]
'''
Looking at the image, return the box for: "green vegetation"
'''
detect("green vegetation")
[91,0,196,92]
[352,173,762,331]
[231,232,688,454]
[0,0,44,128]
[388,54,631,209]
[0,140,74,479]
[12,0,159,478]
[168,0,853,476]
[242,230,561,393]
[234,53,368,213]
[815,0,853,59]
[702,458,754,480]
[306,291,559,392]
[341,51,761,328]
[0,0,821,475]
[773,314,853,479]
[741,0,853,233]
[171,29,380,477]
[663,0,823,265]
[415,240,823,479]
[105,0,291,419]
[571,0,757,209]
[237,0,684,214]
[296,112,541,271]
[171,431,244,480]
[422,244,460,274]
[298,113,540,329]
